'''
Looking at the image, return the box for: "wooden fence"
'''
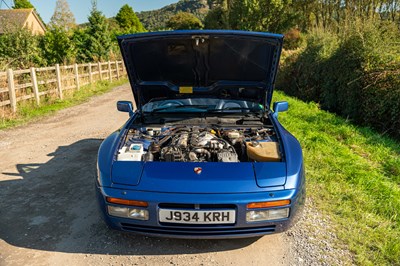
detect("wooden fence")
[0,61,126,113]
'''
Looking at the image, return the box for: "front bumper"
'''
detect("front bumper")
[96,185,305,239]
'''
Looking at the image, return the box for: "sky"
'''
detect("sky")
[0,0,178,24]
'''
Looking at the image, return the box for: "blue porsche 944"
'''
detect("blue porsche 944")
[96,30,305,239]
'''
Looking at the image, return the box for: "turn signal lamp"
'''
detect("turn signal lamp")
[247,200,290,209]
[106,197,148,207]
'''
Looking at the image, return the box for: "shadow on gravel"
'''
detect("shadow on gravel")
[0,138,258,255]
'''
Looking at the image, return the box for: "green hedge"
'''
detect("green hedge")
[277,21,400,139]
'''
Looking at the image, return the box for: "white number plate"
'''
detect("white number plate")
[159,209,236,224]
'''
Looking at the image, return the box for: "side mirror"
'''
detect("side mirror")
[272,101,288,118]
[117,101,134,116]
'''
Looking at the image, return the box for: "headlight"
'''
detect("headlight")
[128,209,149,220]
[108,206,149,220]
[246,208,289,222]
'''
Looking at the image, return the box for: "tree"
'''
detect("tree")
[83,1,112,61]
[166,12,204,30]
[287,0,400,30]
[204,0,298,32]
[204,6,229,29]
[13,0,34,9]
[72,28,90,62]
[49,0,77,31]
[220,0,297,33]
[115,4,145,33]
[41,27,75,65]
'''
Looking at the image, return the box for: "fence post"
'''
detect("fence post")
[55,64,63,99]
[98,62,102,81]
[7,69,17,113]
[30,67,40,106]
[120,61,124,74]
[115,60,120,80]
[74,63,80,90]
[88,63,93,84]
[108,61,112,82]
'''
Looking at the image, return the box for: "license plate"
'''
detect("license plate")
[159,209,236,224]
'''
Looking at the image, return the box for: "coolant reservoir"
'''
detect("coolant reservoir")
[246,141,281,162]
[117,143,145,161]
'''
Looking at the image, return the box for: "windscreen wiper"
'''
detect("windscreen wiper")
[149,105,210,113]
[208,107,262,113]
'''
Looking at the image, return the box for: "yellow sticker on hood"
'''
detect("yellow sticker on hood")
[179,87,193,94]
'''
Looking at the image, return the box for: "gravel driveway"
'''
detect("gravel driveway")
[0,84,352,265]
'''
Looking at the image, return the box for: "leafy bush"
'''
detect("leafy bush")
[0,28,44,70]
[277,20,400,138]
[278,29,340,102]
[283,28,303,50]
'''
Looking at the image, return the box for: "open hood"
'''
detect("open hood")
[118,30,283,108]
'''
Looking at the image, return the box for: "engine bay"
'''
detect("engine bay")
[117,125,282,163]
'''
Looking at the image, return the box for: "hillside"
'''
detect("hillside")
[137,0,209,31]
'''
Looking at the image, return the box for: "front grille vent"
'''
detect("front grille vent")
[120,223,276,236]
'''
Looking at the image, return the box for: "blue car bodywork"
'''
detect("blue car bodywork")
[96,30,305,239]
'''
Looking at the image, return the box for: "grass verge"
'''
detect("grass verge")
[0,79,128,130]
[273,90,400,265]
